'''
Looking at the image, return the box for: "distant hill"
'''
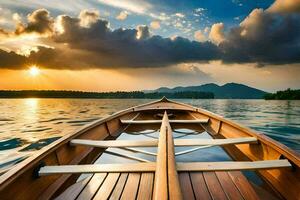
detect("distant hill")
[147,83,267,99]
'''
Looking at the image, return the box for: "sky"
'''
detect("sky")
[0,0,300,92]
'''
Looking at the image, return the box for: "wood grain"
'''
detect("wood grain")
[93,173,120,200]
[190,172,212,200]
[120,173,141,200]
[179,173,195,200]
[137,173,154,200]
[109,173,129,200]
[76,173,107,200]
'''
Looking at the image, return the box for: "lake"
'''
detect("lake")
[0,99,299,171]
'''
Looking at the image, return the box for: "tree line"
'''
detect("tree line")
[264,88,300,100]
[0,90,214,99]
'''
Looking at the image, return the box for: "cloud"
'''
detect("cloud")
[174,13,185,18]
[120,63,214,87]
[204,27,210,34]
[194,8,206,13]
[79,10,100,27]
[267,0,300,14]
[209,23,225,45]
[0,7,15,27]
[150,20,160,29]
[50,14,220,68]
[219,7,300,64]
[174,22,183,28]
[0,49,27,69]
[194,30,206,42]
[1,3,300,70]
[0,9,220,69]
[15,9,54,35]
[136,25,150,39]
[116,11,129,21]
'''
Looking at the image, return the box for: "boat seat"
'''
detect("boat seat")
[120,119,209,124]
[39,160,291,176]
[54,171,279,200]
[70,137,258,148]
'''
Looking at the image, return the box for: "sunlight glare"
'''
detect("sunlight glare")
[29,66,40,76]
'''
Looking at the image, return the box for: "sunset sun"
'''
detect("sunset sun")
[28,66,40,76]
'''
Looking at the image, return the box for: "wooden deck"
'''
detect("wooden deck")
[55,170,277,200]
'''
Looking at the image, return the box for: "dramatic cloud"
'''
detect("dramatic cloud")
[15,9,54,35]
[0,49,27,68]
[219,8,300,64]
[51,16,219,68]
[150,20,160,29]
[267,0,300,14]
[0,10,220,69]
[116,11,129,21]
[1,0,300,70]
[209,23,225,45]
[194,30,206,42]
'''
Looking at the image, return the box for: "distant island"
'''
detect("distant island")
[0,90,214,99]
[264,89,300,100]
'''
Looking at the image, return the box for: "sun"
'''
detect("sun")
[29,66,40,76]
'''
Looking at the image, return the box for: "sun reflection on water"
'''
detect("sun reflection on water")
[24,98,39,113]
[23,98,40,142]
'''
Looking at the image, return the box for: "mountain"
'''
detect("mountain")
[148,83,267,99]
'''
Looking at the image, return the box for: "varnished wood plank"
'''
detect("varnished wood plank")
[39,160,291,176]
[70,139,158,148]
[109,173,128,200]
[39,163,156,175]
[121,119,208,124]
[55,177,92,200]
[174,137,257,146]
[228,171,260,200]
[166,113,183,200]
[215,171,243,200]
[77,173,107,200]
[176,160,291,171]
[120,173,141,200]
[93,173,120,200]
[153,113,168,200]
[179,173,195,200]
[137,173,154,200]
[70,137,257,148]
[203,172,228,200]
[190,172,212,200]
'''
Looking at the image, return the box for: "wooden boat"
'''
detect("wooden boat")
[0,97,299,200]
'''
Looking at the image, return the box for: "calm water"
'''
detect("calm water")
[0,99,299,172]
